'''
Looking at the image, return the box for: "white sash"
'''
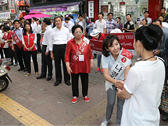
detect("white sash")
[105,48,133,91]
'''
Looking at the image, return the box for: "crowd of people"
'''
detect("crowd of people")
[0,7,168,126]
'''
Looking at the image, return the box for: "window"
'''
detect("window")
[5,5,8,11]
[0,7,2,12]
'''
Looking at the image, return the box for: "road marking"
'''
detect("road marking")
[0,93,53,126]
[65,98,107,125]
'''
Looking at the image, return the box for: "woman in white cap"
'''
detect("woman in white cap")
[90,29,105,74]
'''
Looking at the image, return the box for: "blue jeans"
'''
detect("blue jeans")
[97,54,101,68]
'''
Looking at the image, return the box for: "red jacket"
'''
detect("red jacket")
[65,38,93,74]
[23,33,37,51]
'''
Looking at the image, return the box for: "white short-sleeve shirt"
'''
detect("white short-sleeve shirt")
[121,57,165,126]
[94,19,106,33]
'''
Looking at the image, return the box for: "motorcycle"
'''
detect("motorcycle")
[0,58,12,91]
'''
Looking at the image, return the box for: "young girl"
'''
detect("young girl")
[22,23,38,77]
[101,34,132,126]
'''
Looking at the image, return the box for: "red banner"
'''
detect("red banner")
[90,33,134,55]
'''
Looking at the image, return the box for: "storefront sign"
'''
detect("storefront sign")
[31,7,67,12]
[88,1,94,18]
[90,33,136,55]
[120,2,125,5]
[10,9,15,14]
[9,0,15,8]
[0,12,10,19]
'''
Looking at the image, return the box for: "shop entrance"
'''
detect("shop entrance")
[99,0,148,28]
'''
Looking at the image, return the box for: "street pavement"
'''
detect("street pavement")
[0,54,167,126]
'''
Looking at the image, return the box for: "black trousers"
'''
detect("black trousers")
[0,48,4,59]
[3,48,10,58]
[37,34,42,53]
[9,47,17,63]
[15,44,26,69]
[71,73,88,97]
[25,51,38,73]
[41,45,52,77]
[53,44,70,82]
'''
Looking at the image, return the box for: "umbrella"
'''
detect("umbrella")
[24,11,51,19]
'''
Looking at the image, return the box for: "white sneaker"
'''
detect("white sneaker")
[100,119,111,126]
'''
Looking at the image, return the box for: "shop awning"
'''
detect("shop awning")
[29,2,81,13]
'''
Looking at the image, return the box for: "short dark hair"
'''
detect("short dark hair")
[23,23,33,35]
[79,14,83,17]
[142,18,148,24]
[20,17,24,20]
[0,25,4,29]
[135,24,163,51]
[117,17,121,20]
[53,16,62,28]
[152,19,162,25]
[99,12,104,17]
[32,17,36,21]
[102,34,122,57]
[3,26,10,32]
[65,17,70,21]
[161,7,166,10]
[68,15,74,19]
[108,13,113,16]
[126,14,131,17]
[43,18,51,25]
[72,25,83,34]
[13,20,20,24]
[90,18,94,22]
[159,15,164,18]
[4,22,7,25]
[144,11,149,14]
[55,16,63,21]
[38,20,41,24]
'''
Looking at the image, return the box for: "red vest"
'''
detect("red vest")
[23,33,37,51]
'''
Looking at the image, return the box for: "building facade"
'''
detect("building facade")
[0,0,17,21]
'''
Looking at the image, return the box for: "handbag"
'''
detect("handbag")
[159,57,168,115]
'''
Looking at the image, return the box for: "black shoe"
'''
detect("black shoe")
[18,68,24,71]
[47,76,52,81]
[24,68,27,72]
[65,80,71,86]
[54,81,61,86]
[162,115,168,121]
[36,75,46,79]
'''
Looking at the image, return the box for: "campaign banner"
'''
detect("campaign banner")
[90,33,137,55]
[0,12,10,19]
[30,7,67,12]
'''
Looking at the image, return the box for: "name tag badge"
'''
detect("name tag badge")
[79,55,84,62]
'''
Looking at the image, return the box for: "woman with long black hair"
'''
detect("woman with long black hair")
[22,23,38,77]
